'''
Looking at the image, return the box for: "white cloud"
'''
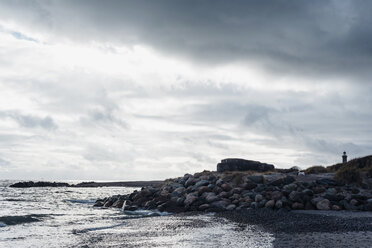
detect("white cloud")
[0,1,371,180]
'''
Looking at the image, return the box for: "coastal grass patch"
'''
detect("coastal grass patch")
[334,166,362,185]
[220,170,273,186]
[304,166,329,174]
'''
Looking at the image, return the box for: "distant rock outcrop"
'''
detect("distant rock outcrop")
[9,181,70,188]
[217,158,275,173]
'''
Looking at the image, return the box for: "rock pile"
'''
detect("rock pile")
[95,170,372,212]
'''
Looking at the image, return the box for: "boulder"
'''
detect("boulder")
[226,204,236,211]
[112,199,124,208]
[242,181,257,190]
[270,191,283,201]
[255,194,263,202]
[103,200,113,208]
[184,193,198,206]
[171,187,186,197]
[185,177,197,188]
[198,204,210,211]
[197,186,211,196]
[332,205,341,211]
[289,191,303,202]
[265,200,275,208]
[215,179,224,186]
[193,180,210,189]
[218,191,231,199]
[221,183,232,192]
[316,178,337,186]
[316,199,330,210]
[311,197,325,206]
[275,200,283,209]
[283,183,297,192]
[211,200,229,211]
[205,192,219,203]
[324,194,344,202]
[247,175,264,184]
[292,202,304,210]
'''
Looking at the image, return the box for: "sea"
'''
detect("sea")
[0,180,274,247]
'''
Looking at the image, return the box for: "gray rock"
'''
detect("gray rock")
[197,186,211,195]
[311,197,324,206]
[265,200,275,208]
[292,202,304,210]
[231,187,243,194]
[275,200,283,209]
[270,191,283,201]
[193,180,210,189]
[169,183,183,189]
[176,197,185,206]
[112,199,124,208]
[332,205,341,210]
[283,183,297,192]
[184,193,198,206]
[289,191,303,202]
[363,202,372,211]
[247,175,264,184]
[185,177,197,188]
[316,199,330,210]
[198,204,210,211]
[255,194,263,202]
[215,179,224,186]
[218,191,231,199]
[242,181,258,190]
[316,178,337,186]
[171,187,186,197]
[312,186,326,194]
[221,183,232,192]
[350,199,358,206]
[258,199,267,208]
[205,192,219,203]
[211,200,229,210]
[226,204,236,211]
[327,188,337,194]
[302,189,313,196]
[324,193,344,202]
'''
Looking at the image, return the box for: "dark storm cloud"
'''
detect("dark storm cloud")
[1,0,372,80]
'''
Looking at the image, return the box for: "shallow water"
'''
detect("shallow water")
[0,180,274,247]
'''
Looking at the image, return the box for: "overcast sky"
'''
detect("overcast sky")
[1,0,372,180]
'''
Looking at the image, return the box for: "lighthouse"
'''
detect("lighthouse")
[342,151,347,164]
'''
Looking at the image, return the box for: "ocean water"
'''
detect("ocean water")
[0,180,274,248]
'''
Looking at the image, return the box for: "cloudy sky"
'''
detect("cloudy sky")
[0,0,372,180]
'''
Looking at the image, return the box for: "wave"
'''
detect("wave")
[72,223,127,234]
[122,209,170,217]
[65,199,96,204]
[72,210,170,234]
[0,214,48,226]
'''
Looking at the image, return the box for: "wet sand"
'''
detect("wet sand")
[76,212,273,248]
[218,209,372,248]
[75,209,372,247]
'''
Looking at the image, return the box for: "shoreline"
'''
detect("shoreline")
[8,180,163,188]
[216,209,372,247]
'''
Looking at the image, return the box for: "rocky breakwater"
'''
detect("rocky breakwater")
[95,170,372,213]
